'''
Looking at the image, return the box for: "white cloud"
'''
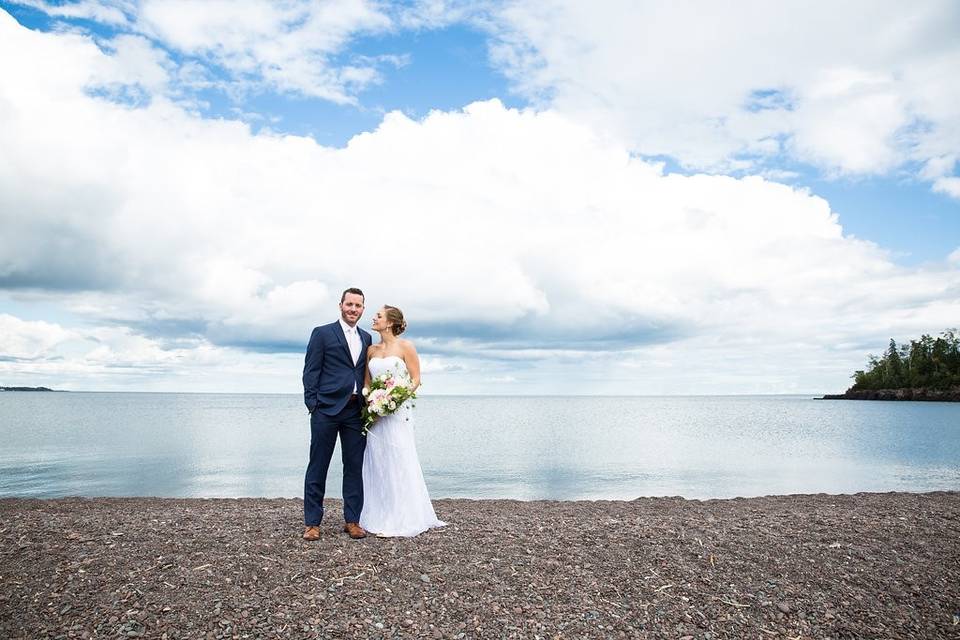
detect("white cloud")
[484,0,960,189]
[1,13,959,393]
[88,33,174,99]
[786,68,908,175]
[0,311,302,391]
[920,155,957,181]
[12,2,960,198]
[9,0,398,104]
[13,0,132,26]
[134,0,394,103]
[933,177,960,199]
[0,314,74,360]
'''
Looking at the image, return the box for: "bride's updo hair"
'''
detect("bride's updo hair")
[383,305,407,336]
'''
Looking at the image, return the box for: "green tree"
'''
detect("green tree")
[849,329,960,391]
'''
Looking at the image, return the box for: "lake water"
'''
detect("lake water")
[1,392,958,500]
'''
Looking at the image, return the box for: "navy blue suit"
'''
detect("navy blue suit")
[302,320,372,525]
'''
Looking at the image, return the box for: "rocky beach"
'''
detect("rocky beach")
[821,388,960,402]
[2,492,958,639]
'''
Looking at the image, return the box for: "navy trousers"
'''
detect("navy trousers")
[304,399,366,525]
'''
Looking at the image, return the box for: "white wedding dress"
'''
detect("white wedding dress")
[360,356,446,537]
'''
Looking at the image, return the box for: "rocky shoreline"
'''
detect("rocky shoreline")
[2,493,958,639]
[821,387,960,401]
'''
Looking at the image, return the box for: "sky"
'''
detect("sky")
[1,0,958,395]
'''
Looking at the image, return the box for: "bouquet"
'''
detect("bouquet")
[361,370,417,434]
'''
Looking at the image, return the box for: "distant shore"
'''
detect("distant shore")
[2,492,957,639]
[0,386,62,392]
[821,386,960,402]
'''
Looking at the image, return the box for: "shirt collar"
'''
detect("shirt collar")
[339,318,357,334]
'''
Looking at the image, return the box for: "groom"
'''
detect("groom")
[302,287,372,541]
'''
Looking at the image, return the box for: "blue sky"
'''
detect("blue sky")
[0,0,958,394]
[807,175,959,265]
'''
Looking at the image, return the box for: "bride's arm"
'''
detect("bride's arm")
[402,341,421,392]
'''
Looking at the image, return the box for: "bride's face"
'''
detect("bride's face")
[371,308,389,332]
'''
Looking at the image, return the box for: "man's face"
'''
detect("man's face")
[340,293,365,327]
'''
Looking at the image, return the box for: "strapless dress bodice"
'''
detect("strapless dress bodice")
[368,355,407,379]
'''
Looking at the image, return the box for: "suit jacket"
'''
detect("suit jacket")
[302,320,372,417]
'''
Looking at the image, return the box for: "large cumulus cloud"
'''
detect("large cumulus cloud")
[1,10,958,393]
[486,0,960,192]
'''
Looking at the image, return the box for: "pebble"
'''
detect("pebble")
[2,495,957,640]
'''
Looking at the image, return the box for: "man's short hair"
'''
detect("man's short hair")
[340,287,365,303]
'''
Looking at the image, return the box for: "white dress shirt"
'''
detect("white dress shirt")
[339,318,362,393]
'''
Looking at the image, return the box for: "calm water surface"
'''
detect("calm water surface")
[1,392,957,499]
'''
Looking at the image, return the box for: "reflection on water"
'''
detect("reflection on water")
[0,392,958,499]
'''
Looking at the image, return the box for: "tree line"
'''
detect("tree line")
[851,329,960,391]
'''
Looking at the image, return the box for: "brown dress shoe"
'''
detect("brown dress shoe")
[343,522,367,539]
[303,526,321,541]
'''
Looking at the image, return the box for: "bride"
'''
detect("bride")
[359,305,446,537]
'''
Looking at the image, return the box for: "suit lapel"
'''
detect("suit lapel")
[357,330,371,366]
[333,321,352,362]
[335,321,367,366]
[359,330,370,366]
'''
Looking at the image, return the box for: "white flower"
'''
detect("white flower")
[361,387,369,396]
